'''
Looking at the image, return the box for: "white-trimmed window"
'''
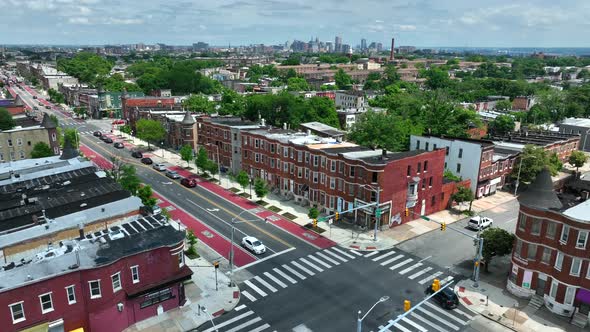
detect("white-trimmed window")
[178,252,185,267]
[9,301,25,324]
[577,231,588,249]
[550,280,558,299]
[541,247,551,264]
[66,285,76,304]
[518,214,526,231]
[39,292,53,314]
[330,177,335,189]
[89,280,101,299]
[555,251,564,271]
[111,272,122,292]
[131,266,140,284]
[561,225,570,244]
[330,160,336,172]
[531,219,541,235]
[546,222,556,239]
[571,258,582,277]
[565,286,576,306]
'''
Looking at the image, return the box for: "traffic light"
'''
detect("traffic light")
[334,212,339,221]
[432,279,440,292]
[405,208,409,216]
[403,300,411,312]
[440,222,446,231]
[214,261,219,269]
[313,219,318,228]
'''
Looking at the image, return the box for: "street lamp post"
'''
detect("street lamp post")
[356,296,390,332]
[199,305,218,332]
[229,210,267,286]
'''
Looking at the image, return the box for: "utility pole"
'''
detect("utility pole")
[373,186,380,242]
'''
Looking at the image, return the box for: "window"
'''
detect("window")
[66,285,76,304]
[407,165,411,176]
[140,288,173,309]
[561,225,570,244]
[19,150,25,159]
[350,166,355,177]
[531,219,541,235]
[39,292,53,314]
[549,280,558,299]
[416,140,420,149]
[298,151,303,162]
[16,138,22,146]
[422,179,426,190]
[9,301,25,324]
[527,244,537,260]
[284,147,288,158]
[234,133,238,141]
[433,144,437,150]
[330,177,335,189]
[577,231,588,249]
[372,172,378,183]
[283,162,288,173]
[458,148,463,158]
[546,221,556,239]
[424,161,428,172]
[7,139,12,147]
[429,177,433,187]
[571,258,582,276]
[565,286,575,306]
[254,139,259,148]
[254,153,260,162]
[313,172,318,183]
[456,163,461,173]
[298,167,302,178]
[330,160,336,172]
[320,156,326,168]
[313,156,318,166]
[178,252,185,267]
[431,195,435,207]
[555,252,564,271]
[305,152,309,163]
[320,173,325,184]
[89,280,101,299]
[425,142,430,151]
[417,162,422,173]
[131,266,140,284]
[541,247,551,264]
[518,214,526,231]
[270,159,275,168]
[111,272,122,292]
[515,240,523,258]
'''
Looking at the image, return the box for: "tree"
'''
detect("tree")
[254,177,269,200]
[137,185,157,207]
[422,67,452,90]
[179,144,194,167]
[286,77,310,91]
[0,107,15,130]
[443,169,462,182]
[235,170,250,193]
[488,115,515,136]
[120,125,132,135]
[512,145,556,184]
[347,110,423,151]
[182,95,214,114]
[31,142,53,158]
[335,69,352,90]
[451,185,475,211]
[494,99,513,112]
[118,164,141,195]
[195,147,209,173]
[206,160,219,176]
[481,228,515,272]
[186,229,198,257]
[568,150,588,173]
[63,128,80,148]
[308,207,319,219]
[136,119,165,150]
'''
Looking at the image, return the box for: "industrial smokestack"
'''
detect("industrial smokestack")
[390,37,395,61]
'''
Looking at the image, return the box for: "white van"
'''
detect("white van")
[468,216,493,230]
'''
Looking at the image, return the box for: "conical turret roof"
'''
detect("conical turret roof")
[181,110,195,125]
[518,168,562,211]
[40,113,57,129]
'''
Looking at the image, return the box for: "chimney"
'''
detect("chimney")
[390,37,395,61]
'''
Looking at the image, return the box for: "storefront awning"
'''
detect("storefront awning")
[576,288,590,304]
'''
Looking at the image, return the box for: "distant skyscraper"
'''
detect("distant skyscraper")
[335,36,342,53]
[376,42,383,52]
[361,38,367,51]
[326,42,333,53]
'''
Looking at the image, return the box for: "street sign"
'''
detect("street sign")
[375,208,381,218]
[328,218,333,225]
[420,216,430,221]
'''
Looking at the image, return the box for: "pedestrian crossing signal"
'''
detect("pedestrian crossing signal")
[404,300,411,312]
[405,208,409,216]
[440,223,446,231]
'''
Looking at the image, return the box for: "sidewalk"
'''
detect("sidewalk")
[123,241,239,332]
[113,129,518,252]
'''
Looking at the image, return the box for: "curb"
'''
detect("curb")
[454,284,519,332]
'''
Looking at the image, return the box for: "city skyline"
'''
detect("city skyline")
[0,0,589,47]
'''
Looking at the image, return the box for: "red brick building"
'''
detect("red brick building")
[122,96,176,128]
[508,169,590,326]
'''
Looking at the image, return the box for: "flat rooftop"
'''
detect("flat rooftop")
[561,117,590,128]
[490,131,580,147]
[0,216,185,292]
[300,122,345,137]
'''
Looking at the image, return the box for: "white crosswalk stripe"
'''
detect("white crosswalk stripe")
[349,249,363,256]
[299,257,324,272]
[408,266,433,280]
[242,291,256,302]
[424,302,470,325]
[202,311,254,332]
[399,262,423,275]
[248,324,271,332]
[416,306,460,330]
[377,326,392,332]
[244,280,268,297]
[364,251,380,258]
[235,304,247,311]
[372,251,397,261]
[273,267,297,284]
[226,316,262,332]
[330,247,356,259]
[380,254,404,266]
[308,254,332,269]
[441,275,454,284]
[281,264,307,280]
[418,271,444,285]
[453,307,475,320]
[410,312,448,332]
[291,261,315,276]
[315,251,340,265]
[323,249,349,262]
[263,272,287,289]
[389,258,414,271]
[401,317,427,332]
[254,275,277,293]
[391,321,412,332]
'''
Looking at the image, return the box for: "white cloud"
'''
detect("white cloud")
[68,17,89,24]
[104,18,144,25]
[396,24,417,31]
[199,24,207,30]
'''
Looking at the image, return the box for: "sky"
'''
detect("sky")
[0,0,589,47]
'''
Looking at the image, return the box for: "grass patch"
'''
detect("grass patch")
[282,212,298,220]
[185,251,200,259]
[267,205,282,213]
[256,200,269,206]
[303,223,326,234]
[229,187,241,193]
[462,210,475,217]
[239,192,251,198]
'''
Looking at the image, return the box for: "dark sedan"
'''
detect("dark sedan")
[141,157,153,165]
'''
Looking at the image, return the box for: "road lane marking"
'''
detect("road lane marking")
[411,312,447,332]
[226,316,263,332]
[202,311,254,332]
[282,264,307,280]
[248,324,271,332]
[254,275,277,293]
[235,304,247,311]
[291,261,315,276]
[418,271,443,285]
[399,262,423,275]
[389,258,414,271]
[349,249,363,256]
[390,321,412,332]
[380,254,404,266]
[408,267,433,280]
[315,251,340,265]
[241,290,256,302]
[308,254,332,269]
[324,249,348,262]
[263,272,288,289]
[453,307,475,320]
[401,317,427,332]
[233,247,296,272]
[364,251,380,258]
[273,267,297,284]
[415,306,460,330]
[372,251,397,261]
[330,247,356,259]
[300,257,324,272]
[244,280,268,297]
[424,302,469,325]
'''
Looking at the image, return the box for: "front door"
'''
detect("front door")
[536,278,546,296]
[178,283,185,306]
[580,303,590,315]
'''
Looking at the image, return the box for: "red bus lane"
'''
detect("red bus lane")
[79,144,256,267]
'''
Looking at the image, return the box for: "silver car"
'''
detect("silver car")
[165,170,180,179]
[152,163,167,171]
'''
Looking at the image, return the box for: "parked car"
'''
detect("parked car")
[33,106,38,110]
[38,102,43,106]
[113,142,124,149]
[152,163,167,171]
[103,137,113,144]
[32,95,37,99]
[165,170,180,179]
[45,106,51,109]
[131,151,143,158]
[181,177,197,188]
[108,229,125,241]
[425,285,459,309]
[141,157,153,165]
[140,205,162,216]
[467,216,493,230]
[241,236,266,255]
[93,131,102,137]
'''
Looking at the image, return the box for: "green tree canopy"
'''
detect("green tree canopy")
[0,107,15,130]
[286,77,310,91]
[451,185,474,210]
[179,144,194,167]
[30,142,53,158]
[57,52,114,84]
[335,69,353,90]
[347,110,423,151]
[488,115,515,136]
[136,119,166,149]
[137,185,157,207]
[254,177,269,200]
[308,207,319,219]
[63,128,80,148]
[494,99,513,112]
[195,147,209,172]
[512,145,560,184]
[182,95,215,114]
[568,150,588,172]
[235,170,250,192]
[481,228,515,272]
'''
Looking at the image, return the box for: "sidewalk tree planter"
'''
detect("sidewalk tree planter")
[568,150,588,173]
[185,230,199,259]
[308,207,320,219]
[451,185,474,212]
[235,170,250,193]
[268,205,282,213]
[303,222,326,234]
[180,144,194,168]
[480,228,515,272]
[254,177,269,201]
[136,119,165,150]
[195,147,208,174]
